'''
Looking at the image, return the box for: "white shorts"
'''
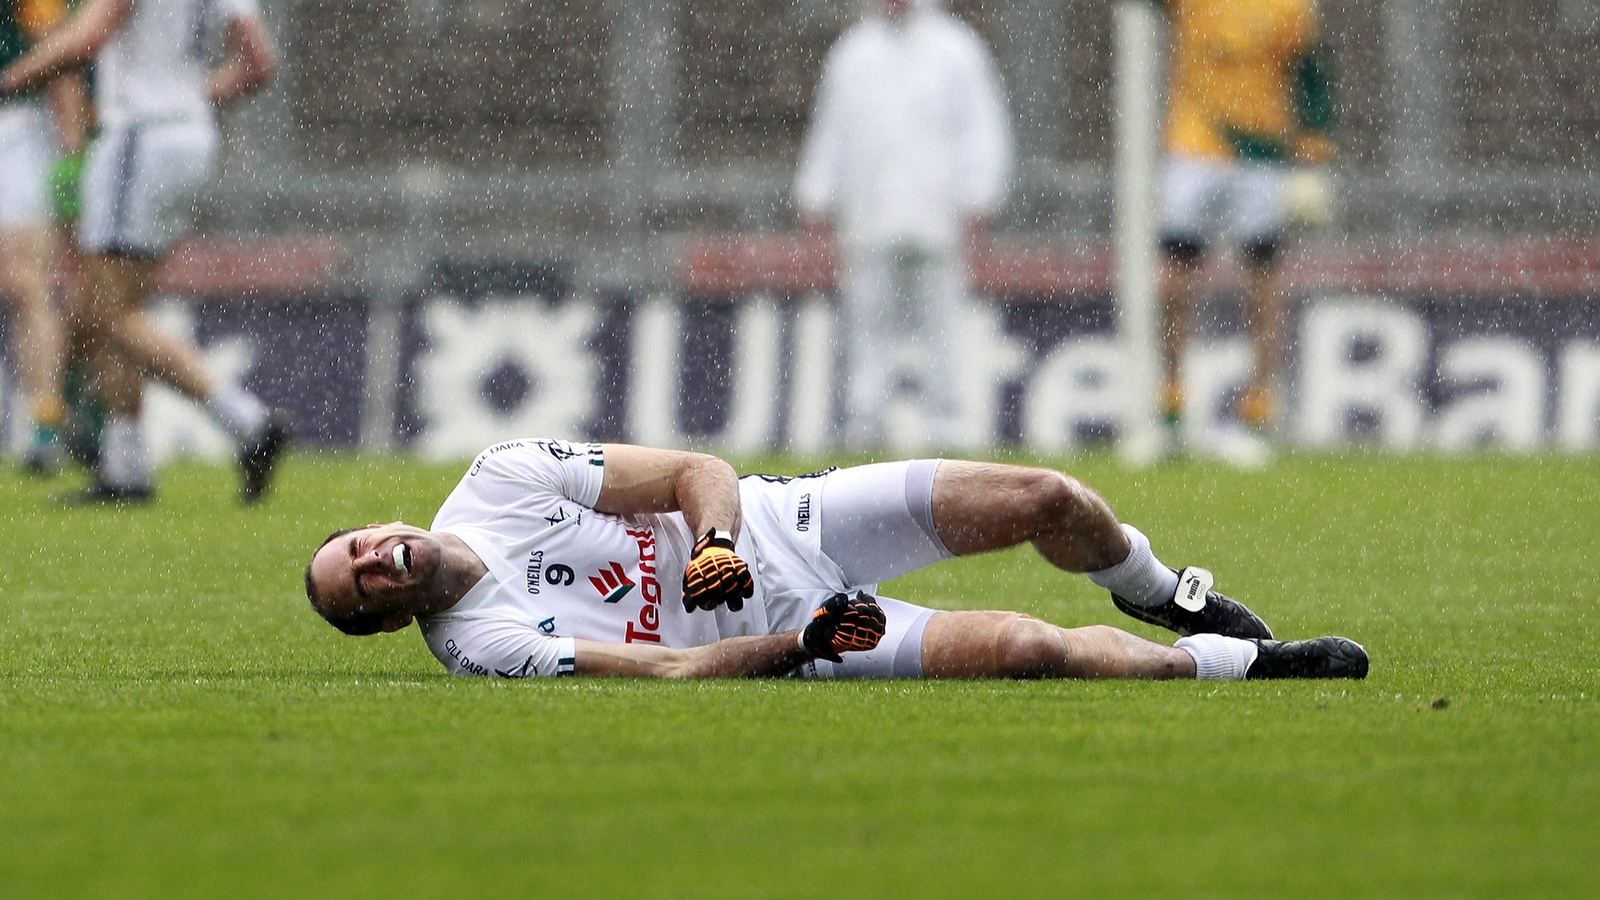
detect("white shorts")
[740,459,953,679]
[0,102,56,231]
[1160,155,1286,249]
[79,119,217,259]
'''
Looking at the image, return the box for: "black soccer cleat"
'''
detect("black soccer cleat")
[21,441,64,477]
[1111,566,1274,640]
[1245,636,1369,680]
[239,410,292,504]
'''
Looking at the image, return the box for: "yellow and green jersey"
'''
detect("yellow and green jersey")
[1,0,68,96]
[1160,0,1335,162]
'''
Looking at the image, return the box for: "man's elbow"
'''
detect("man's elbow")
[674,452,738,496]
[244,43,277,92]
[238,19,278,91]
[690,453,737,480]
[252,54,278,90]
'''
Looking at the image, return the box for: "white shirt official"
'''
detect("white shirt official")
[793,0,1013,251]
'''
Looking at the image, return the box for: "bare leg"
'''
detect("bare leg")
[1160,254,1203,409]
[921,611,1196,680]
[1241,257,1284,428]
[78,253,217,401]
[931,460,1129,573]
[0,224,65,426]
[1244,259,1283,389]
[88,341,144,418]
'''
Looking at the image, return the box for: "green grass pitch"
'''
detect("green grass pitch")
[2,451,1597,898]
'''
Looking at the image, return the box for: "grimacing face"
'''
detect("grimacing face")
[307,522,447,630]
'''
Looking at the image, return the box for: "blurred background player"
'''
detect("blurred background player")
[793,0,1012,453]
[1,0,287,502]
[43,57,100,473]
[1155,0,1336,445]
[0,0,77,474]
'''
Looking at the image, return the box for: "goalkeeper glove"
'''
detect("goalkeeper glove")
[799,592,887,663]
[682,528,753,613]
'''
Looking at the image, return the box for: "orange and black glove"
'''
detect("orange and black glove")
[799,592,887,663]
[682,528,754,613]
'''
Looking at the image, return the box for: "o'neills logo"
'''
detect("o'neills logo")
[796,492,812,532]
[525,550,544,594]
[622,526,664,644]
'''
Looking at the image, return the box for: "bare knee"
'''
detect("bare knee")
[934,462,1118,558]
[997,616,1070,679]
[1027,470,1104,525]
[1022,470,1124,568]
[983,468,1102,535]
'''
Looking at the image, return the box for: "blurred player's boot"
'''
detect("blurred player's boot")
[1246,636,1369,680]
[1201,425,1273,470]
[22,399,67,476]
[239,410,292,504]
[1160,379,1185,456]
[63,481,155,505]
[1239,383,1275,433]
[1112,565,1274,639]
[67,414,155,504]
[62,363,105,472]
[23,428,65,476]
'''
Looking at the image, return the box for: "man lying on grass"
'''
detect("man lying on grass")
[305,439,1368,681]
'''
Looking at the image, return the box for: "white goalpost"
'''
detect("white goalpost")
[1113,0,1165,466]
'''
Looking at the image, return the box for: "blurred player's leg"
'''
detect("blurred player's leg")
[1241,241,1284,431]
[82,340,152,502]
[905,245,963,450]
[1156,157,1222,441]
[0,223,66,472]
[0,102,67,473]
[839,244,895,451]
[75,120,291,503]
[1232,161,1288,433]
[55,181,104,472]
[1159,242,1203,429]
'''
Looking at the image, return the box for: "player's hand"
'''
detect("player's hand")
[682,529,753,613]
[799,592,887,663]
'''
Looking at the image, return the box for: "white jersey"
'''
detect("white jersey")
[419,440,797,678]
[95,0,261,126]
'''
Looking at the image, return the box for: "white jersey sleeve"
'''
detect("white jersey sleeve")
[432,439,605,530]
[421,616,577,679]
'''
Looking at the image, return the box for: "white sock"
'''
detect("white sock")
[1084,524,1180,607]
[1176,634,1259,680]
[206,385,268,443]
[99,416,151,489]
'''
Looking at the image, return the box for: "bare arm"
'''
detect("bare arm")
[595,443,742,541]
[572,593,883,677]
[574,633,811,679]
[0,0,128,96]
[46,72,92,155]
[207,15,277,107]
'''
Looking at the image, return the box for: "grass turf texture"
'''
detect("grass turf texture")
[2,452,1596,898]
